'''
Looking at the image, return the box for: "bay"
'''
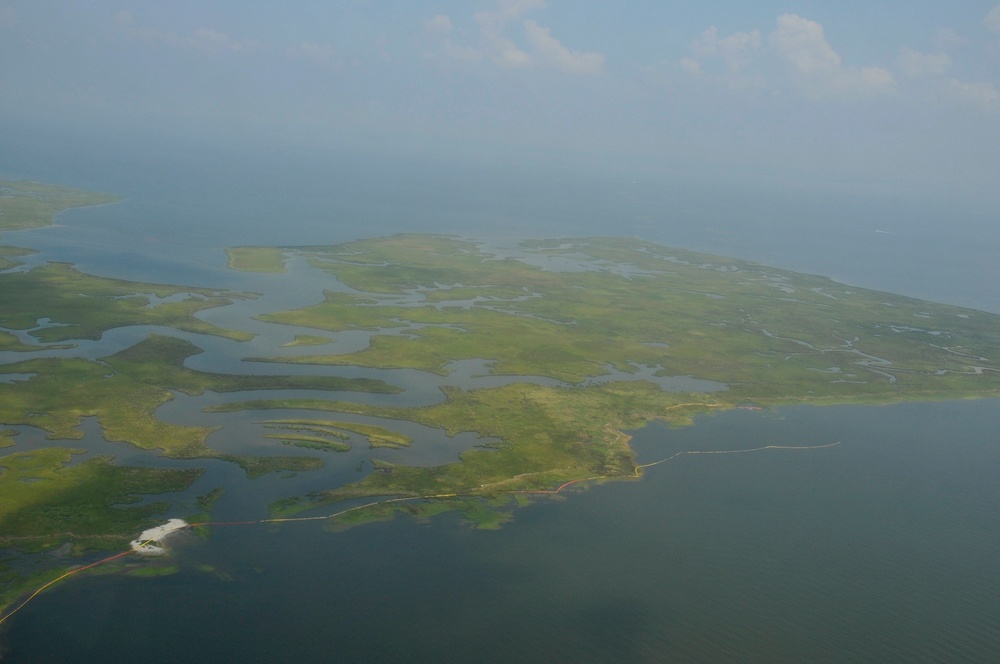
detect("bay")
[1,137,999,662]
[5,400,1000,662]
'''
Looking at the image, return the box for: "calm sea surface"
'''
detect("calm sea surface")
[6,402,1000,663]
[1,138,999,662]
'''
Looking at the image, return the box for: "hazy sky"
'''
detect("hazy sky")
[3,1,999,211]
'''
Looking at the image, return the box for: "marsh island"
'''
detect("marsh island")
[226,235,1000,520]
[2,181,1000,614]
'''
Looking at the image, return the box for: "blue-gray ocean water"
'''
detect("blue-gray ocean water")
[2,128,999,662]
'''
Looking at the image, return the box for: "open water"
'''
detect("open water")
[1,132,999,662]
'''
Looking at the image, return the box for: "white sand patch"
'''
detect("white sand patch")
[130,518,189,555]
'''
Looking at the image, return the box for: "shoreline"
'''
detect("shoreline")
[129,518,189,555]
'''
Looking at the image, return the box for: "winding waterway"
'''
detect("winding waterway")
[2,146,999,662]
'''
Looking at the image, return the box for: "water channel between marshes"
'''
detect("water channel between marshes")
[2,170,1000,662]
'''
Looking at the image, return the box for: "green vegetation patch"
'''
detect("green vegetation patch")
[0,334,400,458]
[252,234,999,519]
[262,418,411,449]
[4,220,1000,583]
[0,247,35,258]
[0,329,75,352]
[0,261,254,346]
[187,487,226,536]
[0,246,36,270]
[218,454,323,479]
[0,179,120,232]
[265,433,352,453]
[326,495,514,531]
[0,447,201,552]
[282,334,334,347]
[256,381,719,516]
[196,487,225,512]
[0,179,254,348]
[226,246,289,273]
[257,235,1000,397]
[127,564,181,578]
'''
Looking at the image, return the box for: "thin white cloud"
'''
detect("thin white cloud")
[947,78,999,108]
[679,56,702,76]
[692,26,761,73]
[188,27,261,55]
[430,0,603,75]
[115,11,261,55]
[440,40,483,64]
[769,14,894,98]
[523,19,604,75]
[898,48,950,78]
[492,0,546,24]
[471,0,542,69]
[497,43,533,68]
[932,28,966,50]
[858,66,894,89]
[288,42,344,69]
[895,47,997,110]
[985,5,1000,35]
[473,0,543,43]
[425,15,453,34]
[770,15,842,76]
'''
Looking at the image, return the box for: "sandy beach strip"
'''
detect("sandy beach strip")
[130,518,189,555]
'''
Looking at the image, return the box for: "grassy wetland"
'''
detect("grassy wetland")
[0,180,119,233]
[1,181,257,348]
[0,262,258,348]
[223,234,1000,522]
[0,334,398,459]
[247,235,1000,397]
[261,419,412,450]
[0,184,402,607]
[3,183,1000,614]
